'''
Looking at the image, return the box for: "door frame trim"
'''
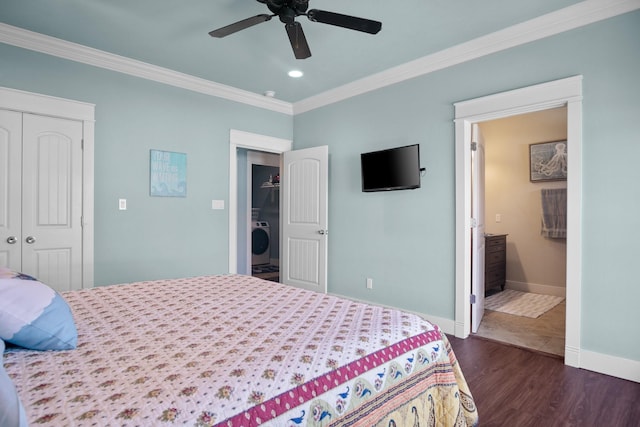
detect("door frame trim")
[453,75,583,367]
[0,86,95,288]
[228,129,291,274]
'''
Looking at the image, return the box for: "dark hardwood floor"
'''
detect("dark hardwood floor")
[447,335,640,427]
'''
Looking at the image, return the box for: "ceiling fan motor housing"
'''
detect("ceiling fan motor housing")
[265,0,309,22]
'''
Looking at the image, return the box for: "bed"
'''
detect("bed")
[2,274,478,426]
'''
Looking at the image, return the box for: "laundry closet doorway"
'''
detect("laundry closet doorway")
[228,130,329,293]
[247,150,280,282]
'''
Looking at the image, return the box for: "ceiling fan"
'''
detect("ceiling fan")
[209,0,382,59]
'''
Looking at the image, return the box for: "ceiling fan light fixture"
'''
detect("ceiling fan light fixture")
[288,70,304,78]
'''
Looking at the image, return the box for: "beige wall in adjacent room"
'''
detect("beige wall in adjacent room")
[480,107,567,295]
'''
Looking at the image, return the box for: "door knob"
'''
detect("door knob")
[318,229,328,235]
[6,236,17,244]
[25,236,36,244]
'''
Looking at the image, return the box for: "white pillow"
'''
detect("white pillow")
[0,268,77,351]
[1,339,29,427]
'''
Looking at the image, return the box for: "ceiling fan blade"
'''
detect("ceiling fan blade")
[286,22,311,59]
[209,14,272,38]
[307,9,381,34]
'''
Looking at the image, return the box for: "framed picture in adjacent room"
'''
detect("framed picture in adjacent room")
[150,149,187,197]
[529,140,567,182]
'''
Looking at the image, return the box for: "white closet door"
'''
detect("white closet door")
[0,110,22,270]
[21,114,83,292]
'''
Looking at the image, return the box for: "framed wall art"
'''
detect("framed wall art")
[150,149,187,197]
[529,140,567,182]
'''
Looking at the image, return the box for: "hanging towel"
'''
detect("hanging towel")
[541,188,567,238]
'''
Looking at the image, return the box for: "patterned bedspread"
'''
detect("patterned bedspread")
[3,275,477,426]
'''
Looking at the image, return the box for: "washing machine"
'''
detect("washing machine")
[251,221,271,265]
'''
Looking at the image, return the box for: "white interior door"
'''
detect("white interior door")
[0,110,22,270]
[471,123,486,333]
[21,114,83,292]
[281,145,328,293]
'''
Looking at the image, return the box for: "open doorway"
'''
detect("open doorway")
[473,108,567,357]
[248,151,280,282]
[228,129,291,277]
[454,76,583,368]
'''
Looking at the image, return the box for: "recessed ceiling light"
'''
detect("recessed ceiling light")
[288,70,304,78]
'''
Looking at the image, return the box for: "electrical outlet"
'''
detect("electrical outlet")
[495,213,501,223]
[119,199,127,210]
[366,278,373,289]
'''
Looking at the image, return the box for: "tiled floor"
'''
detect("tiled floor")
[252,264,279,282]
[474,300,566,357]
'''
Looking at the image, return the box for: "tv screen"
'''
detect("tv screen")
[361,144,421,192]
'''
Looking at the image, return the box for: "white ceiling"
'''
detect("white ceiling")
[0,1,635,107]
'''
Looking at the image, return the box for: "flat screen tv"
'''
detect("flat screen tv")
[361,144,422,192]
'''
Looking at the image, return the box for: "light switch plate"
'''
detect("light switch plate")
[119,199,127,210]
[211,200,225,210]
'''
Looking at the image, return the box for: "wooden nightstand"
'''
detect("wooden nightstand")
[485,234,507,296]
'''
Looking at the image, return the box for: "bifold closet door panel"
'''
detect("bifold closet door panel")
[0,109,23,271]
[21,114,84,292]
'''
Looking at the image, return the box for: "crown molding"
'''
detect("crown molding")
[1,0,638,116]
[0,23,294,115]
[0,85,95,122]
[293,0,640,114]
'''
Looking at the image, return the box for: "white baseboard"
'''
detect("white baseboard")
[580,350,640,383]
[421,315,456,336]
[454,321,469,339]
[328,292,456,336]
[564,344,581,368]
[505,280,566,298]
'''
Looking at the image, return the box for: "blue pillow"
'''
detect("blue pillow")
[0,268,77,351]
[1,340,29,427]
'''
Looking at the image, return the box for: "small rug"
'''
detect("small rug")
[252,264,279,274]
[252,264,280,282]
[484,289,564,318]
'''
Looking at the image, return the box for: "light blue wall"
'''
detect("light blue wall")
[1,11,638,363]
[293,11,640,361]
[0,43,292,285]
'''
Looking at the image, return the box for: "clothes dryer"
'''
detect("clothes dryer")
[251,221,271,265]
